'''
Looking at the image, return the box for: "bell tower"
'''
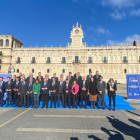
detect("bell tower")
[69,22,84,48]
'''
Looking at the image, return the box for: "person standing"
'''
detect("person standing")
[41,78,50,109]
[50,78,58,108]
[5,77,13,107]
[71,80,79,109]
[51,73,58,82]
[57,77,65,107]
[13,77,20,107]
[88,77,97,109]
[36,72,43,80]
[26,77,34,108]
[86,72,93,82]
[68,72,74,84]
[107,78,117,111]
[80,76,89,109]
[44,74,51,85]
[63,79,71,108]
[33,79,41,109]
[94,71,101,83]
[0,77,5,107]
[19,77,27,107]
[97,76,106,110]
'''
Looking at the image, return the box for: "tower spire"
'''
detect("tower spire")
[76,22,78,27]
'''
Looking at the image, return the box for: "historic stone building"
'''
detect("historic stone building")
[0,23,139,83]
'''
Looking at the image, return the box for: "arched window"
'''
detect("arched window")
[6,39,9,46]
[0,40,3,46]
[75,56,79,63]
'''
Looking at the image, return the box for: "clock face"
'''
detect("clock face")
[75,29,79,34]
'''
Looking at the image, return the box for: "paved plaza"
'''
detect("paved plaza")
[0,84,140,140]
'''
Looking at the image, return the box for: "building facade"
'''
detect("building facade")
[0,23,139,83]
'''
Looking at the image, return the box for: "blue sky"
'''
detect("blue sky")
[0,0,140,47]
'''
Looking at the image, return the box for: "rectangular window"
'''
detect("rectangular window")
[32,57,35,63]
[139,56,140,62]
[47,57,50,63]
[124,69,127,73]
[62,69,65,73]
[17,57,20,63]
[0,65,1,70]
[17,69,19,73]
[32,69,34,73]
[0,51,2,56]
[0,59,2,63]
[62,57,66,63]
[89,69,91,73]
[89,57,92,63]
[103,57,107,63]
[47,69,50,73]
[123,56,127,63]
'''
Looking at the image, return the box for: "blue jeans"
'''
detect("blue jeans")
[34,94,40,107]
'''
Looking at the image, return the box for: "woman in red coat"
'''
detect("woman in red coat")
[71,80,79,109]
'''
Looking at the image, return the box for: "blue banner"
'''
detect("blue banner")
[127,74,140,100]
[0,74,12,82]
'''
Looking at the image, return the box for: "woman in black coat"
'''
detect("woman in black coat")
[107,78,117,111]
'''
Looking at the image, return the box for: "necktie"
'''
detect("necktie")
[29,82,31,87]
[53,82,54,87]
[60,82,62,86]
[8,81,10,85]
[83,81,85,88]
[44,83,46,87]
[0,82,2,88]
[22,82,24,86]
[16,82,18,86]
[66,84,68,89]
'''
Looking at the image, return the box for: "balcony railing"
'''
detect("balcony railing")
[103,60,108,63]
[46,60,51,63]
[88,60,93,63]
[61,61,66,63]
[123,60,128,63]
[31,60,36,63]
[16,60,21,63]
[73,60,80,64]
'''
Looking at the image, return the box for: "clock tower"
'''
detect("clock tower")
[69,22,84,48]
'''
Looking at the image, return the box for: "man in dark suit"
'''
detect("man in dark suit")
[41,78,50,108]
[80,76,89,109]
[94,71,101,83]
[51,73,58,82]
[5,77,13,107]
[97,76,106,110]
[74,73,82,85]
[27,73,35,83]
[18,77,27,107]
[63,79,71,108]
[50,78,58,108]
[11,75,16,82]
[13,77,20,107]
[57,77,65,107]
[45,74,51,85]
[18,72,22,81]
[36,72,43,80]
[68,72,74,85]
[86,72,93,82]
[26,77,34,108]
[0,77,5,107]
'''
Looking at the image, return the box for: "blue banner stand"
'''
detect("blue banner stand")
[0,74,12,82]
[127,74,140,100]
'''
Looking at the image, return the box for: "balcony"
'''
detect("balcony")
[103,60,108,63]
[73,60,80,64]
[61,61,66,64]
[123,60,128,63]
[31,60,36,63]
[16,60,21,63]
[46,60,51,63]
[88,60,93,63]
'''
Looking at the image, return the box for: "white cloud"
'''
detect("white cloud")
[107,34,140,46]
[101,0,140,8]
[110,10,126,20]
[87,26,112,36]
[130,9,140,16]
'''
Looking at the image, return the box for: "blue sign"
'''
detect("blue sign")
[0,74,12,82]
[127,74,140,100]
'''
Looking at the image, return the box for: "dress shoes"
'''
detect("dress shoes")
[41,107,44,109]
[103,108,105,110]
[85,107,87,109]
[50,106,52,108]
[6,105,9,107]
[57,105,60,107]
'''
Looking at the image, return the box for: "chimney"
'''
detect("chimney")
[133,40,137,46]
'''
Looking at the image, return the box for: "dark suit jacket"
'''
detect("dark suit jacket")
[69,75,74,85]
[97,81,106,95]
[26,82,33,92]
[5,81,13,91]
[86,75,93,82]
[63,83,71,95]
[51,77,58,83]
[41,82,50,94]
[107,83,117,97]
[46,78,51,85]
[11,79,16,82]
[94,75,101,83]
[80,80,89,93]
[50,81,58,92]
[57,81,65,94]
[0,81,5,93]
[19,81,27,95]
[74,76,82,85]
[26,77,35,83]
[13,81,20,90]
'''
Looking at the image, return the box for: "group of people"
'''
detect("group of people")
[0,71,117,110]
